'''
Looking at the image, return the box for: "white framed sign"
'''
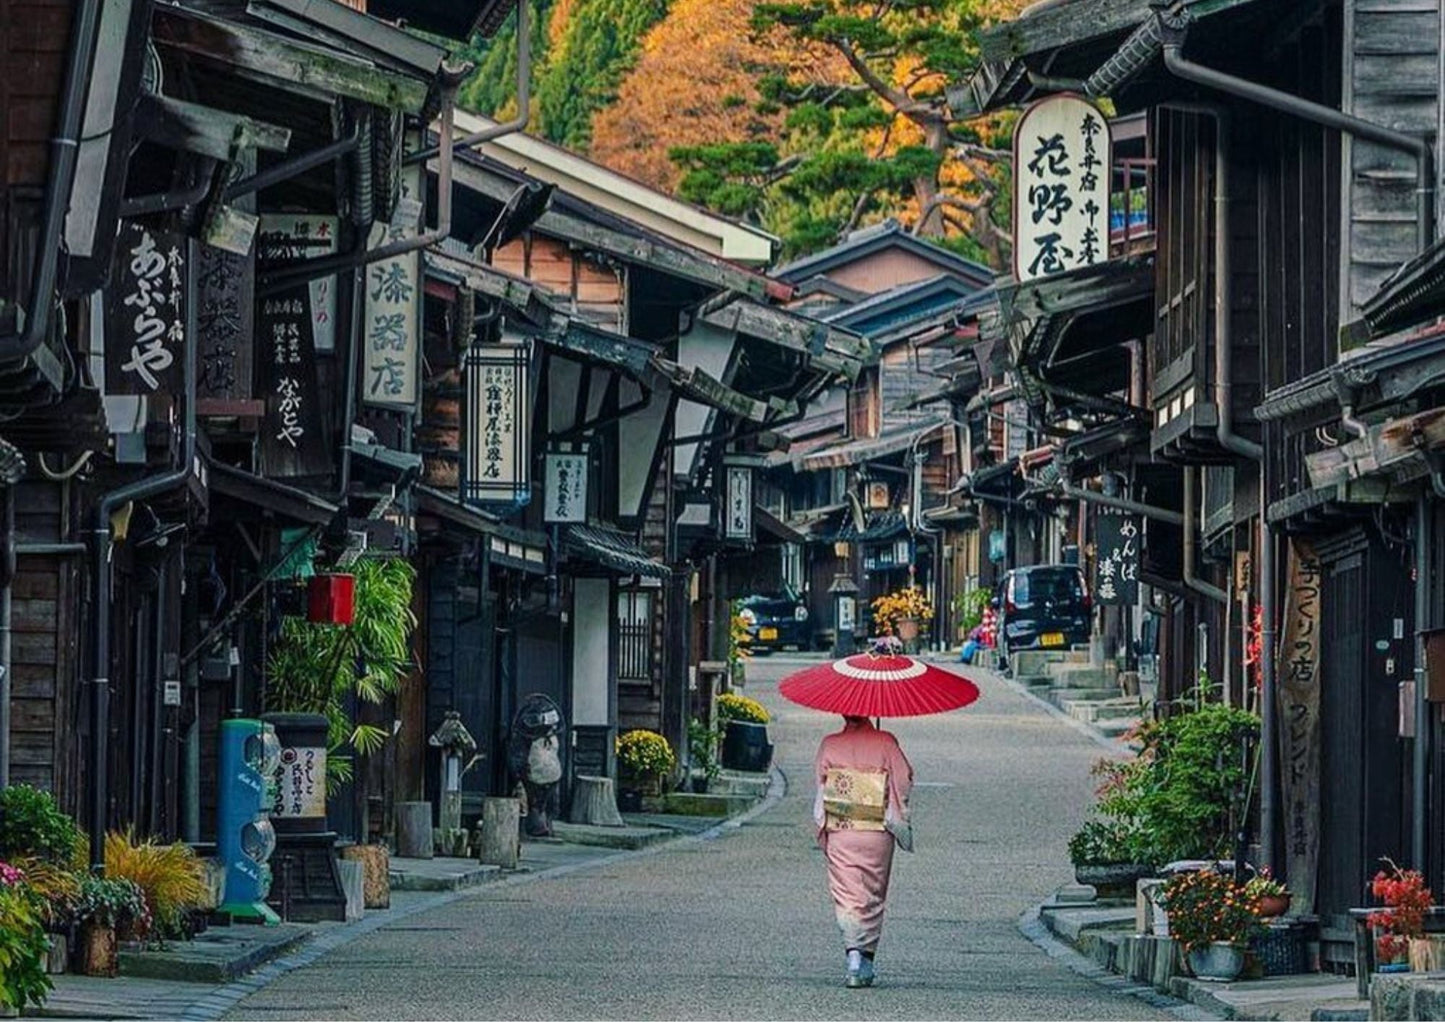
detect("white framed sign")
[725,465,753,541]
[1012,94,1111,281]
[463,338,532,506]
[544,449,589,523]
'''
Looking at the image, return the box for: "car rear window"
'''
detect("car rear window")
[1013,569,1083,603]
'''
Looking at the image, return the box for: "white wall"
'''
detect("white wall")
[571,578,611,726]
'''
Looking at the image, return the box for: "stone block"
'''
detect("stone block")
[1372,974,1418,1021]
[1414,982,1445,1020]
[200,857,227,911]
[1054,883,1097,905]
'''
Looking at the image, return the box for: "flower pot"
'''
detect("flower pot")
[1075,862,1152,900]
[896,618,920,641]
[1410,935,1445,972]
[1187,941,1246,982]
[617,788,643,813]
[1257,893,1292,918]
[45,932,68,974]
[78,922,117,978]
[720,720,771,773]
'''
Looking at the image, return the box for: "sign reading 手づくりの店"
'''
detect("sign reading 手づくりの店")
[257,215,338,352]
[463,340,532,506]
[106,223,186,396]
[545,450,588,523]
[725,466,753,541]
[1277,538,1322,913]
[1093,513,1139,606]
[256,288,329,478]
[272,745,326,818]
[1012,95,1112,281]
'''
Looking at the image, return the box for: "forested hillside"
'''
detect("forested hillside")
[456,0,1024,264]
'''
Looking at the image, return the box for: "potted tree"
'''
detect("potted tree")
[716,693,771,773]
[870,586,934,652]
[687,717,721,794]
[1159,868,1263,982]
[1367,860,1437,972]
[1067,819,1154,899]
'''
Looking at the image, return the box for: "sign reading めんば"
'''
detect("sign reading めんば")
[1093,513,1140,606]
[1012,94,1111,281]
[106,223,186,396]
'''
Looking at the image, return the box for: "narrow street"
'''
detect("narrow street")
[224,660,1170,1021]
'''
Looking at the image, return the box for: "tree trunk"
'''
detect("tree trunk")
[394,801,433,859]
[569,775,625,827]
[478,796,521,868]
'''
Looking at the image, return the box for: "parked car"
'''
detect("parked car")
[993,565,1091,664]
[737,588,811,653]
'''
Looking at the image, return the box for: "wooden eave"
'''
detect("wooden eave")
[152,5,433,112]
[696,295,871,379]
[977,0,1264,63]
[424,249,551,326]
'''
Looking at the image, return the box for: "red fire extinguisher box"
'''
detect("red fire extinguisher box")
[308,574,356,625]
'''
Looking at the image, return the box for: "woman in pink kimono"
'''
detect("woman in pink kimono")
[813,715,914,988]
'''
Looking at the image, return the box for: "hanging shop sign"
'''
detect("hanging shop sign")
[1277,537,1322,914]
[1093,513,1140,605]
[725,465,754,541]
[195,240,253,401]
[256,288,329,478]
[545,448,589,524]
[106,222,186,396]
[362,170,422,409]
[1012,94,1112,282]
[463,338,532,506]
[257,214,338,352]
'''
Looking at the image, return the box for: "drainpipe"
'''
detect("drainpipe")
[0,0,103,365]
[88,264,199,872]
[1183,467,1228,604]
[1416,493,1431,870]
[1161,38,1434,252]
[0,487,12,788]
[1260,478,1277,872]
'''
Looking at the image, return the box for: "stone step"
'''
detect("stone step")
[1047,665,1120,689]
[551,821,676,850]
[1046,686,1121,705]
[710,770,770,798]
[1011,649,1081,677]
[1095,717,1140,738]
[1060,698,1140,724]
[117,923,311,984]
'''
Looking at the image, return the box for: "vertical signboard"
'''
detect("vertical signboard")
[106,222,186,395]
[1277,537,1322,913]
[195,241,254,401]
[463,339,531,506]
[1093,513,1140,605]
[1004,398,1029,462]
[725,466,754,541]
[256,291,329,478]
[271,745,326,819]
[362,170,422,409]
[257,215,338,351]
[1013,94,1111,281]
[545,449,589,523]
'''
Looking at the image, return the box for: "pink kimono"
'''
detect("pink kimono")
[813,718,914,954]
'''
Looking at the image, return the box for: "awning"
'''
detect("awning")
[784,502,849,538]
[208,461,339,526]
[1257,322,1445,423]
[563,525,670,578]
[414,486,548,574]
[799,419,946,471]
[1343,234,1445,347]
[1057,417,1151,478]
[834,510,908,544]
[697,293,871,379]
[754,505,806,544]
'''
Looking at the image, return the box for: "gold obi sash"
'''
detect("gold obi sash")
[823,768,887,832]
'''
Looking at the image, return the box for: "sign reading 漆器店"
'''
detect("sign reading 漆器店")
[106,223,186,396]
[362,169,423,409]
[1012,94,1112,282]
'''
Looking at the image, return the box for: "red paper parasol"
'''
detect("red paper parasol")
[778,652,981,718]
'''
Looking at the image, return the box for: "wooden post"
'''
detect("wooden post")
[340,843,390,909]
[478,796,521,868]
[568,775,625,827]
[395,801,433,860]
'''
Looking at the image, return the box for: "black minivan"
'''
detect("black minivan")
[995,565,1091,661]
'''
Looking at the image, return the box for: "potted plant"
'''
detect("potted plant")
[870,586,934,650]
[1067,818,1153,898]
[104,829,208,944]
[1245,867,1291,919]
[728,600,750,687]
[1368,859,1436,972]
[616,730,676,810]
[687,717,721,793]
[1159,868,1263,982]
[0,862,52,1013]
[75,876,147,977]
[716,692,771,773]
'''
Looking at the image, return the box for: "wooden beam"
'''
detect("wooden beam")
[152,7,432,112]
[139,94,292,162]
[1306,407,1445,489]
[424,250,550,325]
[978,0,1265,63]
[698,297,870,377]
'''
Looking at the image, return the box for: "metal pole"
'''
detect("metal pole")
[0,486,13,788]
[1259,483,1278,873]
[1416,494,1431,870]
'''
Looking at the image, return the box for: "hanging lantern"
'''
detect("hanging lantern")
[308,574,356,625]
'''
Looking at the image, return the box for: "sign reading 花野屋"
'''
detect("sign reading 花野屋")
[463,338,532,506]
[544,449,588,523]
[1012,94,1112,282]
[106,223,186,396]
[725,466,753,541]
[1093,513,1140,606]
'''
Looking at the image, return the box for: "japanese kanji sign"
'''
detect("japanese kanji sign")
[1093,513,1139,606]
[1277,537,1322,914]
[257,214,337,352]
[463,339,532,506]
[362,171,422,409]
[725,466,753,541]
[271,745,326,819]
[195,241,253,401]
[1012,94,1112,282]
[545,449,588,523]
[106,223,186,396]
[255,288,329,478]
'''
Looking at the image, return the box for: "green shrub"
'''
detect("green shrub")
[0,873,51,1011]
[1067,818,1148,867]
[0,785,81,863]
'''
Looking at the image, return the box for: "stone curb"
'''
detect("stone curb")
[1019,904,1222,1022]
[991,664,1133,753]
[175,768,787,1020]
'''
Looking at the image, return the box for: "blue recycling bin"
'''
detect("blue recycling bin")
[217,718,281,924]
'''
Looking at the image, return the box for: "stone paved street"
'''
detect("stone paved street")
[224,660,1171,1020]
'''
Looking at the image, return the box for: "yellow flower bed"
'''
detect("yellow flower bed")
[716,692,769,725]
[616,729,676,778]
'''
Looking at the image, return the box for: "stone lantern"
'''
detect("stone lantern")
[428,711,478,853]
